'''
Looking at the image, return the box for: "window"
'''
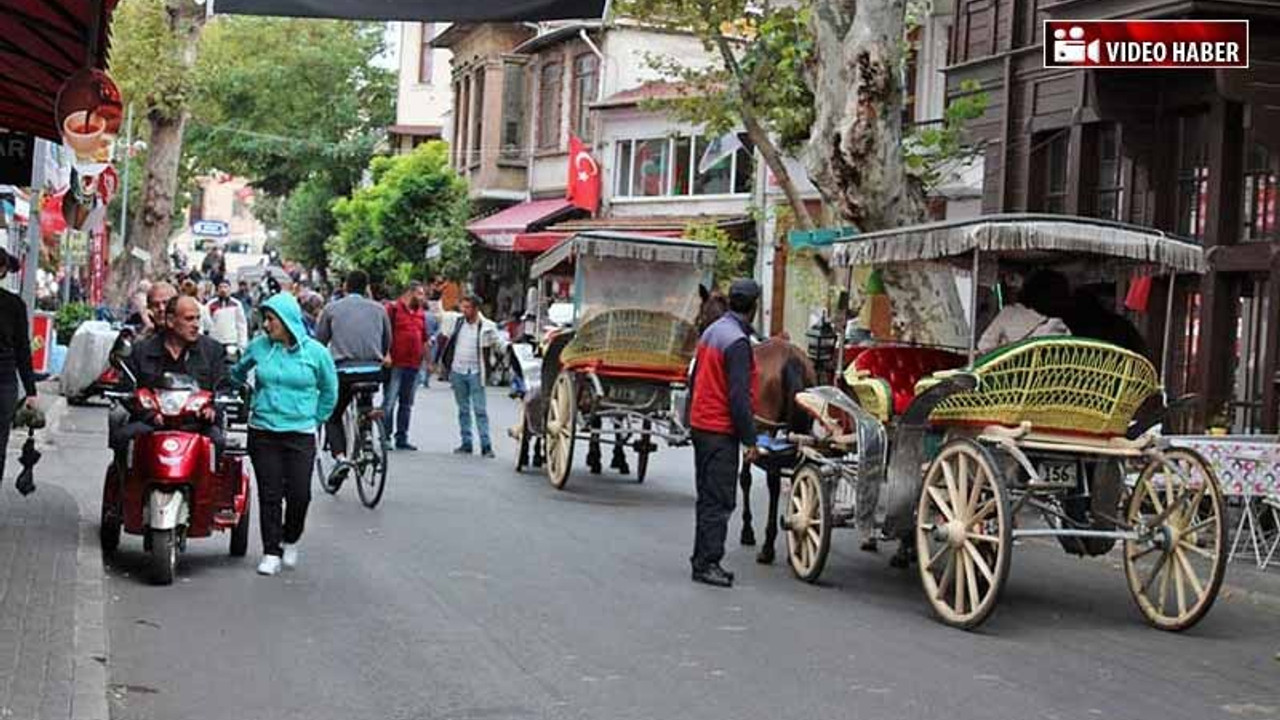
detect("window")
[571,53,598,141]
[1094,123,1123,221]
[537,61,563,149]
[1032,130,1069,213]
[613,134,755,198]
[501,63,527,161]
[1176,113,1210,240]
[418,23,434,84]
[232,193,247,219]
[1242,141,1278,242]
[469,70,485,164]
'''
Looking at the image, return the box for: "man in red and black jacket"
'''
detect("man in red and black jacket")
[687,279,760,588]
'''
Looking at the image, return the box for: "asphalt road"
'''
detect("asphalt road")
[49,386,1280,720]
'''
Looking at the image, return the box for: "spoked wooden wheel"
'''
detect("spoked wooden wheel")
[1124,447,1227,631]
[916,439,1012,630]
[786,464,832,583]
[545,373,577,490]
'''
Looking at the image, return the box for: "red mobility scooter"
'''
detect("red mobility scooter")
[100,344,252,584]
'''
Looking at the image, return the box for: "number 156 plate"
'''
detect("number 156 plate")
[1034,461,1079,489]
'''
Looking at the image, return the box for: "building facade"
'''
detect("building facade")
[389,22,453,154]
[943,0,1280,432]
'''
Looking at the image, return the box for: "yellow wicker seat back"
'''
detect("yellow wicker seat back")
[927,337,1160,437]
[560,308,698,373]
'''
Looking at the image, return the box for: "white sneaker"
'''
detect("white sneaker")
[282,543,299,570]
[257,555,282,576]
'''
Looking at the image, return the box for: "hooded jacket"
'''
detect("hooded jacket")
[230,293,338,433]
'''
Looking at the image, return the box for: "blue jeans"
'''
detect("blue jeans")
[450,371,490,451]
[382,367,419,445]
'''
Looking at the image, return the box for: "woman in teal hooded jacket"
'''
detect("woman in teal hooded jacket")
[230,292,338,576]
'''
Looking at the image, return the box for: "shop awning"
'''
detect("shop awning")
[467,199,578,251]
[212,0,607,22]
[0,0,117,140]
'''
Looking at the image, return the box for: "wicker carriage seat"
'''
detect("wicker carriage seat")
[842,346,966,422]
[559,308,698,378]
[922,337,1160,438]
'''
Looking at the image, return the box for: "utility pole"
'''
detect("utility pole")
[117,102,134,258]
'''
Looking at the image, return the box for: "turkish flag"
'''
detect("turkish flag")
[567,134,600,214]
[1125,274,1152,313]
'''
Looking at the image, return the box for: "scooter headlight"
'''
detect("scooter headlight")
[158,390,192,416]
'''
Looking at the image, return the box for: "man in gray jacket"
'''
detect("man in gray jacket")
[315,270,392,471]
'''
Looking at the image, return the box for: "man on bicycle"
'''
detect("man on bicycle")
[315,270,392,485]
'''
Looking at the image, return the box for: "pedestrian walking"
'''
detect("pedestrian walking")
[230,293,338,577]
[440,294,505,458]
[383,282,427,451]
[0,248,38,483]
[687,279,761,588]
[207,280,249,348]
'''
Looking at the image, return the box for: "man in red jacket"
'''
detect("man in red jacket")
[687,279,760,588]
[383,282,428,450]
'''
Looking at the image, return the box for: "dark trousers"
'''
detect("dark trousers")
[249,429,315,557]
[0,381,15,482]
[327,370,383,456]
[691,430,740,571]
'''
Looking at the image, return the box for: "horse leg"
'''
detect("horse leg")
[889,535,917,569]
[533,437,545,468]
[610,421,630,475]
[756,469,781,565]
[739,462,755,546]
[587,417,602,474]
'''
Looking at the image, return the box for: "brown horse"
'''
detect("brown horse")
[696,288,818,564]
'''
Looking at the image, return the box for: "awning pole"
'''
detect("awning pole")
[968,249,980,363]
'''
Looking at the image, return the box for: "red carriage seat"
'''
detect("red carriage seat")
[844,346,965,421]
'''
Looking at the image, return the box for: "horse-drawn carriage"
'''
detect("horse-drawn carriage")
[771,215,1227,631]
[509,231,717,489]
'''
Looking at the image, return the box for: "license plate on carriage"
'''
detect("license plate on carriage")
[1034,461,1078,489]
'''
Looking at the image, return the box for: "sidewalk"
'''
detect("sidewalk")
[0,392,108,720]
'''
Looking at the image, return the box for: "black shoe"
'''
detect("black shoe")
[453,445,473,455]
[396,442,418,451]
[328,465,350,491]
[481,447,495,458]
[691,564,734,588]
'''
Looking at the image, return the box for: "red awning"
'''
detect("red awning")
[0,0,118,141]
[467,199,577,251]
[513,228,684,254]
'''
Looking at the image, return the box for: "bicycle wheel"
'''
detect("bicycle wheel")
[315,405,356,494]
[355,413,389,508]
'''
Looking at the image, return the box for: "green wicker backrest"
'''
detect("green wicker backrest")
[928,337,1160,436]
[560,308,698,373]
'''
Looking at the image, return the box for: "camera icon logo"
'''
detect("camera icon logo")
[1052,26,1101,64]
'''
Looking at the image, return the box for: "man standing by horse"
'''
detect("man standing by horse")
[688,279,761,588]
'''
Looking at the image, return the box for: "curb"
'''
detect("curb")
[71,521,109,720]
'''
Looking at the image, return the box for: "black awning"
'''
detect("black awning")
[211,0,607,21]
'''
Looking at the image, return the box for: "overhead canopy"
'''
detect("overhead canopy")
[212,0,607,21]
[531,231,717,279]
[831,214,1207,274]
[467,198,578,251]
[0,0,117,140]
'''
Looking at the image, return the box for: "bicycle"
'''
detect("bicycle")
[315,380,388,508]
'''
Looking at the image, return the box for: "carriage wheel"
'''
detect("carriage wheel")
[545,373,577,490]
[916,439,1012,630]
[635,420,652,484]
[1123,447,1227,631]
[786,465,833,583]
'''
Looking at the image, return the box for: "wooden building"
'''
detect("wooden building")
[943,0,1280,432]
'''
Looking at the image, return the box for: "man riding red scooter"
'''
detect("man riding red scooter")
[101,296,252,585]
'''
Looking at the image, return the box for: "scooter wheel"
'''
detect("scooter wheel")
[150,529,177,585]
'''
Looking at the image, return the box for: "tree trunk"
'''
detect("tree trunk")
[712,35,816,232]
[805,0,924,230]
[109,0,204,303]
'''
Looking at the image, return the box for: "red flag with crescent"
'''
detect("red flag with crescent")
[567,134,600,214]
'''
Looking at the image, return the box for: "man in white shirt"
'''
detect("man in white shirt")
[440,294,506,457]
[206,280,249,348]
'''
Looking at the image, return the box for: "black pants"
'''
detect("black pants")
[327,371,383,456]
[691,430,740,571]
[0,380,15,482]
[249,429,315,557]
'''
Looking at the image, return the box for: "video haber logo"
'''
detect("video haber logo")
[1044,20,1249,69]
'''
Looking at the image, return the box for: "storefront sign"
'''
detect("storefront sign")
[192,219,230,237]
[30,312,54,374]
[0,132,34,186]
